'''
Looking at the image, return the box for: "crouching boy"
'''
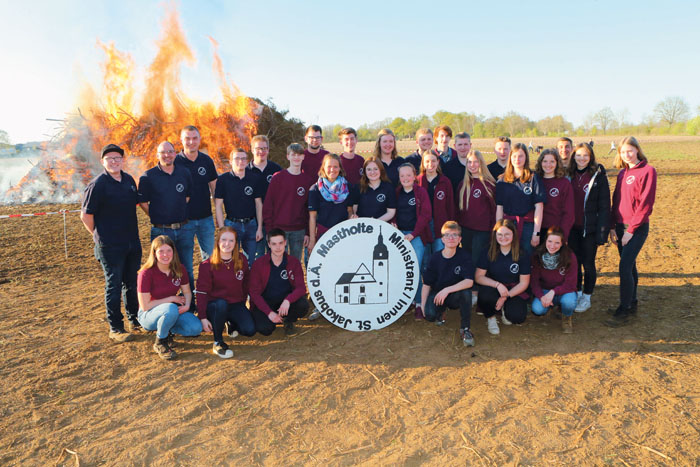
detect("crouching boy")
[420,221,476,346]
[249,228,309,335]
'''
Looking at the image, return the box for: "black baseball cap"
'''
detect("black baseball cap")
[101,144,125,158]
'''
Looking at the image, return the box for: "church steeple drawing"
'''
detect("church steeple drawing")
[335,229,389,305]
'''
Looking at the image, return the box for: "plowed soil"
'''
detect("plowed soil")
[1,137,698,466]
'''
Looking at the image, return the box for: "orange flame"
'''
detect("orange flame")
[5,3,259,204]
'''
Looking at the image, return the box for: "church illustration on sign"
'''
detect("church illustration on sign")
[334,228,389,305]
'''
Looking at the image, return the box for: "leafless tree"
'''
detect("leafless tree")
[654,96,690,126]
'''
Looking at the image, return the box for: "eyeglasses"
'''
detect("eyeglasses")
[442,233,460,239]
[307,136,322,140]
[104,157,123,163]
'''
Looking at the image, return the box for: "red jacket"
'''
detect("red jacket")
[531,254,578,298]
[417,173,455,239]
[196,255,249,319]
[249,253,307,316]
[393,184,433,243]
[611,160,656,233]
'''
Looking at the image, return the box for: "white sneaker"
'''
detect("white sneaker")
[501,310,512,325]
[575,294,591,313]
[308,309,322,320]
[471,294,478,307]
[487,316,500,335]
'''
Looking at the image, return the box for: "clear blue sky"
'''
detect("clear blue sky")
[2,0,699,143]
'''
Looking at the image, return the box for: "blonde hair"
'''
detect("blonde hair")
[458,150,495,211]
[614,136,648,169]
[373,128,398,160]
[140,235,184,279]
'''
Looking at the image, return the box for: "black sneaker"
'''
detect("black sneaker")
[435,312,446,326]
[153,337,176,360]
[607,301,638,315]
[109,329,133,343]
[284,320,297,336]
[460,328,475,347]
[604,308,632,327]
[212,342,234,359]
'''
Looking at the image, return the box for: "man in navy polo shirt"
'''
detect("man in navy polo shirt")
[405,128,433,171]
[442,132,472,194]
[138,141,193,279]
[81,144,141,343]
[249,135,281,259]
[175,125,218,277]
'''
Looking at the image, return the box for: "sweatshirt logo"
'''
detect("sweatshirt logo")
[626,175,635,185]
[244,186,253,196]
[236,270,244,281]
[171,277,181,287]
[297,187,305,196]
[359,168,364,175]
[376,194,386,203]
[175,183,185,193]
[198,167,207,176]
[436,190,445,200]
[280,270,288,280]
[408,197,416,206]
[473,188,482,199]
[559,267,566,276]
[267,174,273,183]
[454,266,461,275]
[583,183,590,193]
[523,186,532,195]
[510,263,519,274]
[549,188,559,197]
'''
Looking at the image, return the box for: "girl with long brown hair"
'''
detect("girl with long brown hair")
[197,227,256,358]
[530,227,578,333]
[354,157,397,221]
[373,128,404,186]
[137,235,202,360]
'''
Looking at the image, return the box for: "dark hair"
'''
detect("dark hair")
[503,143,533,183]
[488,219,520,262]
[373,128,398,160]
[181,125,199,134]
[455,132,471,140]
[287,143,304,155]
[535,148,566,178]
[496,136,511,145]
[557,137,572,145]
[532,226,573,272]
[267,228,287,242]
[305,125,323,136]
[338,127,357,138]
[567,142,599,177]
[359,157,390,193]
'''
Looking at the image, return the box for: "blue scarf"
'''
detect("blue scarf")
[318,176,349,203]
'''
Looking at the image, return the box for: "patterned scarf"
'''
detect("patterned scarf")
[318,176,349,204]
[542,252,560,270]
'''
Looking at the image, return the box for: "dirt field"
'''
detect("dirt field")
[1,137,698,466]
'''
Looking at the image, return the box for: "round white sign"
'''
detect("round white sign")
[307,218,418,331]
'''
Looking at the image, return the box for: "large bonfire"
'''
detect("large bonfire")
[4,5,260,204]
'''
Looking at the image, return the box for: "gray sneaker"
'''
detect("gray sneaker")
[308,309,322,321]
[460,328,475,347]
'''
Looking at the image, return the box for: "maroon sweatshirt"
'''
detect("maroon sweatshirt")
[541,177,575,237]
[611,160,657,234]
[302,148,329,179]
[341,154,365,185]
[263,170,313,232]
[417,173,455,239]
[249,253,307,316]
[393,184,434,243]
[531,254,578,298]
[196,255,249,319]
[456,178,496,232]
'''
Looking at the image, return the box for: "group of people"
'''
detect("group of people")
[81,124,656,359]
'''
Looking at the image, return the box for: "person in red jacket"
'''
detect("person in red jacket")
[606,137,657,327]
[249,228,310,335]
[535,148,574,238]
[456,150,497,306]
[394,163,433,319]
[530,227,579,333]
[418,150,455,260]
[197,226,255,359]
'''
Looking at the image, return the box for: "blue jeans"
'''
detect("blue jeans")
[424,289,472,328]
[206,299,256,343]
[532,291,578,317]
[224,218,258,265]
[286,229,306,263]
[94,241,142,331]
[150,226,195,284]
[402,230,425,304]
[181,216,215,264]
[138,303,202,339]
[615,223,649,309]
[520,222,535,258]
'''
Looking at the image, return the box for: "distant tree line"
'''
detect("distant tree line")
[322,96,700,142]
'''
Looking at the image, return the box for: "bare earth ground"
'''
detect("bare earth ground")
[0,139,698,466]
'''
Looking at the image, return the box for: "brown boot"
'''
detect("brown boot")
[562,315,573,334]
[153,336,176,360]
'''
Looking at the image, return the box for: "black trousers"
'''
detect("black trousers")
[568,226,599,295]
[477,285,527,324]
[251,296,310,336]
